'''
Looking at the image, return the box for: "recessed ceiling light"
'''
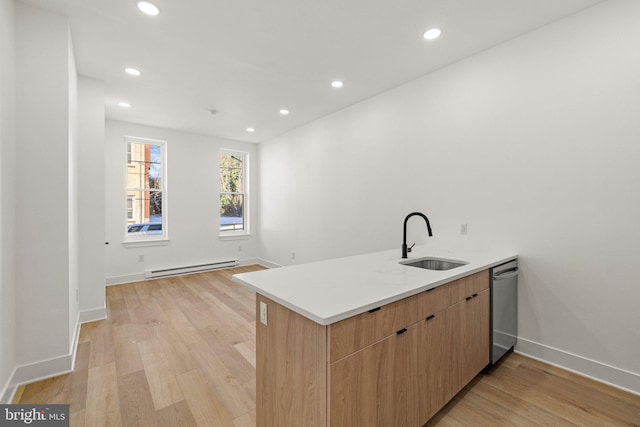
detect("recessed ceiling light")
[118,101,131,108]
[279,109,290,115]
[125,67,141,76]
[246,127,255,132]
[137,1,160,16]
[331,80,344,89]
[423,28,442,40]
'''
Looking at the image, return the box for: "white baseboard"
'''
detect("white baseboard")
[1,308,105,404]
[238,257,282,269]
[10,356,75,392]
[4,313,82,403]
[79,307,107,324]
[106,258,281,286]
[105,272,146,286]
[0,367,18,404]
[516,337,640,396]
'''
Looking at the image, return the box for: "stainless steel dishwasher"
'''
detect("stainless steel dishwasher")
[490,259,518,364]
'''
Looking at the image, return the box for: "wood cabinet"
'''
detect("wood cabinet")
[455,288,490,391]
[256,270,490,427]
[407,309,453,425]
[329,327,409,427]
[328,296,412,362]
[256,296,327,427]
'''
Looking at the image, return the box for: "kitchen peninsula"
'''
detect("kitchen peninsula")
[233,241,517,427]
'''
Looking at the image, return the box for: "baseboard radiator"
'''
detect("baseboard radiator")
[144,259,239,279]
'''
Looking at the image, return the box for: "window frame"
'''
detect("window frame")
[124,136,168,243]
[127,142,134,166]
[126,195,135,220]
[219,148,249,237]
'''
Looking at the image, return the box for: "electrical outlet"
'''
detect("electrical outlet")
[460,224,468,235]
[260,301,268,325]
[138,254,145,262]
[238,245,243,252]
[291,252,296,260]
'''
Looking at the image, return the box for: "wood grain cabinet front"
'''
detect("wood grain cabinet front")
[328,296,411,363]
[407,310,454,426]
[455,288,490,391]
[256,269,490,427]
[329,328,410,427]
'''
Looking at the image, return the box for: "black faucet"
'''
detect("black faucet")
[402,212,433,258]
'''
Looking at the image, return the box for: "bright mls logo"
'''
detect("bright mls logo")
[0,405,69,426]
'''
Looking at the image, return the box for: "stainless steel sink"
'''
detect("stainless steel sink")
[400,257,467,271]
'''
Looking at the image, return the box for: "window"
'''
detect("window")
[127,143,133,165]
[125,137,167,240]
[127,196,134,220]
[220,149,248,234]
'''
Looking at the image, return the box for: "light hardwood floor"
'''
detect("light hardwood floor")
[13,266,640,426]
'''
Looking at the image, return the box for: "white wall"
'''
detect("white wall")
[259,0,640,393]
[0,0,17,403]
[77,77,106,322]
[105,120,259,283]
[13,2,78,381]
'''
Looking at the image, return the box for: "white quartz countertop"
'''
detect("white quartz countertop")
[232,239,517,326]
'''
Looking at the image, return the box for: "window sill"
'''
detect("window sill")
[219,233,251,241]
[122,239,170,248]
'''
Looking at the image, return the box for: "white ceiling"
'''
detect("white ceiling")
[20,0,604,143]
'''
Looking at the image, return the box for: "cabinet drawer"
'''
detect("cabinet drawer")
[328,270,490,363]
[412,270,488,320]
[329,297,410,362]
[411,283,451,321]
[447,270,489,303]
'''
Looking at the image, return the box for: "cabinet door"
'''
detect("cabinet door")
[329,330,410,427]
[456,288,490,390]
[407,310,452,426]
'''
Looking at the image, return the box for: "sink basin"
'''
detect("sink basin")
[400,257,467,271]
